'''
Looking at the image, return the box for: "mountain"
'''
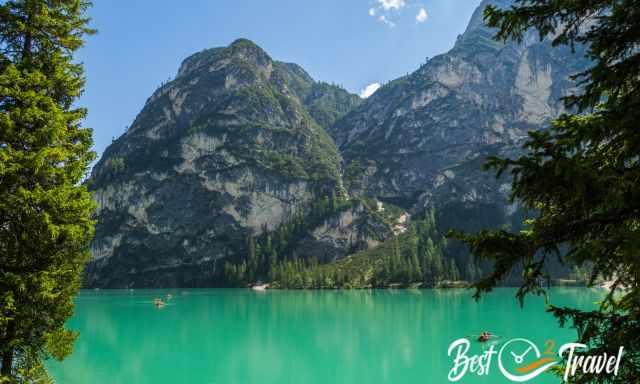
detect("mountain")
[87,0,591,288]
[307,0,590,287]
[331,0,589,229]
[287,0,589,288]
[85,39,388,288]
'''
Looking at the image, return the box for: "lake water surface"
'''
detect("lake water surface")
[48,288,603,384]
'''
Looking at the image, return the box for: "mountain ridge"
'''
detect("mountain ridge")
[86,0,588,288]
[86,37,383,288]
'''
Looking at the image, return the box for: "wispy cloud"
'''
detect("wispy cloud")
[369,1,428,28]
[416,8,428,23]
[378,0,406,11]
[360,83,381,98]
[378,15,395,28]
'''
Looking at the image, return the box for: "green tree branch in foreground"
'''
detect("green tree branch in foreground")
[0,0,95,381]
[451,1,640,382]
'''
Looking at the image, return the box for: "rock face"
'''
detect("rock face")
[88,0,589,287]
[86,39,377,288]
[331,0,589,231]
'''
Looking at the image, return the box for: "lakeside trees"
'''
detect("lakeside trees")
[224,206,480,289]
[0,0,95,381]
[452,1,640,382]
[224,191,352,285]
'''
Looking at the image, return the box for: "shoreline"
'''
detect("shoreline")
[85,281,600,291]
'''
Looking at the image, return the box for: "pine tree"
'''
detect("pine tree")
[224,262,235,283]
[247,235,256,259]
[451,1,640,381]
[465,260,477,282]
[448,259,460,282]
[408,227,422,282]
[238,261,247,283]
[268,249,277,269]
[0,1,95,380]
[264,234,272,255]
[247,235,257,273]
[389,236,402,281]
[277,227,287,253]
[421,237,435,284]
[432,250,444,283]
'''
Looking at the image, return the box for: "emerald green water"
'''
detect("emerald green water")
[48,288,602,384]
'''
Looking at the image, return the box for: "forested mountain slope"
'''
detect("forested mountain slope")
[87,0,589,288]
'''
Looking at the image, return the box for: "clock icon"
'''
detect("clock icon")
[498,338,557,382]
[511,346,533,364]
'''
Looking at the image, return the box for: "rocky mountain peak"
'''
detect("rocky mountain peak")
[176,38,273,80]
[86,0,588,288]
[329,0,589,212]
[226,38,273,67]
[466,0,512,30]
[85,40,376,288]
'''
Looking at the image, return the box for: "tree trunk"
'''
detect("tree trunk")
[21,0,35,64]
[1,321,15,377]
[0,349,12,377]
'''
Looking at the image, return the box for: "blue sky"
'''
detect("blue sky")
[79,0,482,163]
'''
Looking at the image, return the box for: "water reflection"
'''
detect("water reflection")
[49,288,604,384]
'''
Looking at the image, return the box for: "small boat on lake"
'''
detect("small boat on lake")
[476,332,499,343]
[252,283,269,291]
[153,298,166,308]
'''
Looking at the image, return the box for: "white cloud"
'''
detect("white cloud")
[369,0,411,27]
[378,15,395,27]
[378,0,406,11]
[360,83,381,98]
[416,8,428,23]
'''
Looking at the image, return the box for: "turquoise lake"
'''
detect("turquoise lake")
[48,288,604,383]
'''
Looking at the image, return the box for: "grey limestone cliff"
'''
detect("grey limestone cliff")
[86,39,382,287]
